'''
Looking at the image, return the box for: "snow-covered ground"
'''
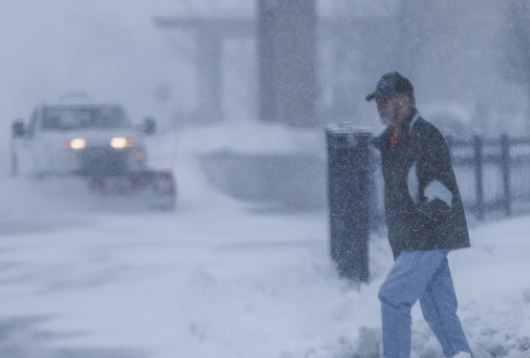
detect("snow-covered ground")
[0,124,529,358]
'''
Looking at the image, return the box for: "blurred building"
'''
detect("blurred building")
[155,0,527,134]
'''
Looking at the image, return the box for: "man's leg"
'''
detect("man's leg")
[378,250,447,358]
[419,256,472,357]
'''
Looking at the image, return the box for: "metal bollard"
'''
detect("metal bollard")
[326,125,372,282]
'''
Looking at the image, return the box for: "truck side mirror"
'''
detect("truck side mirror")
[12,119,25,138]
[142,117,156,135]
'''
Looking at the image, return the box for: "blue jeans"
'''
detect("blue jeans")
[378,250,472,357]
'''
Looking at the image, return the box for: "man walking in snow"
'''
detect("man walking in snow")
[367,72,473,357]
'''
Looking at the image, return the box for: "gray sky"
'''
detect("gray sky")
[1,1,187,121]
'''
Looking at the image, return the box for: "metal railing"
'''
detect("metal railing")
[447,135,530,220]
[369,134,530,226]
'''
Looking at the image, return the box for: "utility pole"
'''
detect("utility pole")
[257,0,318,127]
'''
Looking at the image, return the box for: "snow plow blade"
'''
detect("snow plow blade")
[86,170,177,211]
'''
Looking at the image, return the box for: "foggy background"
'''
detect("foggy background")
[2,0,529,169]
[1,0,530,210]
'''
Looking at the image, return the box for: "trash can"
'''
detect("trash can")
[326,125,372,282]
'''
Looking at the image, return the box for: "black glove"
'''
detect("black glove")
[417,198,451,224]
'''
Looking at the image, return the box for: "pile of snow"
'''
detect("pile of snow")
[144,119,326,210]
[166,119,325,156]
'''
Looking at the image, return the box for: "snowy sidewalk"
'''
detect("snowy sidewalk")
[0,205,529,357]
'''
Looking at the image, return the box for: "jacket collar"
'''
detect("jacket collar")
[403,109,420,135]
[371,108,420,150]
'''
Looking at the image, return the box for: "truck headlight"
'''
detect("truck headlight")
[110,137,134,149]
[66,138,86,150]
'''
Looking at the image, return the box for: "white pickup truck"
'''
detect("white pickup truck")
[10,102,176,210]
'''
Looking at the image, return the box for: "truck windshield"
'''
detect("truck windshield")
[42,106,130,131]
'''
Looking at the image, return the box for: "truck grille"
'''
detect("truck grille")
[79,148,129,176]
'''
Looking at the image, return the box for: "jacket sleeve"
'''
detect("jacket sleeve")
[415,125,456,224]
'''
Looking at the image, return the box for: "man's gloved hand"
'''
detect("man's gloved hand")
[417,198,451,224]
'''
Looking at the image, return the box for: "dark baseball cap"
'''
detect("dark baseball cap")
[366,71,414,101]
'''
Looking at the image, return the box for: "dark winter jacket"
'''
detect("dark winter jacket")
[372,110,470,258]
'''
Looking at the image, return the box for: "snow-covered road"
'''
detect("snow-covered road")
[0,189,529,357]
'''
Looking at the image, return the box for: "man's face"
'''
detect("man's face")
[375,95,408,127]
